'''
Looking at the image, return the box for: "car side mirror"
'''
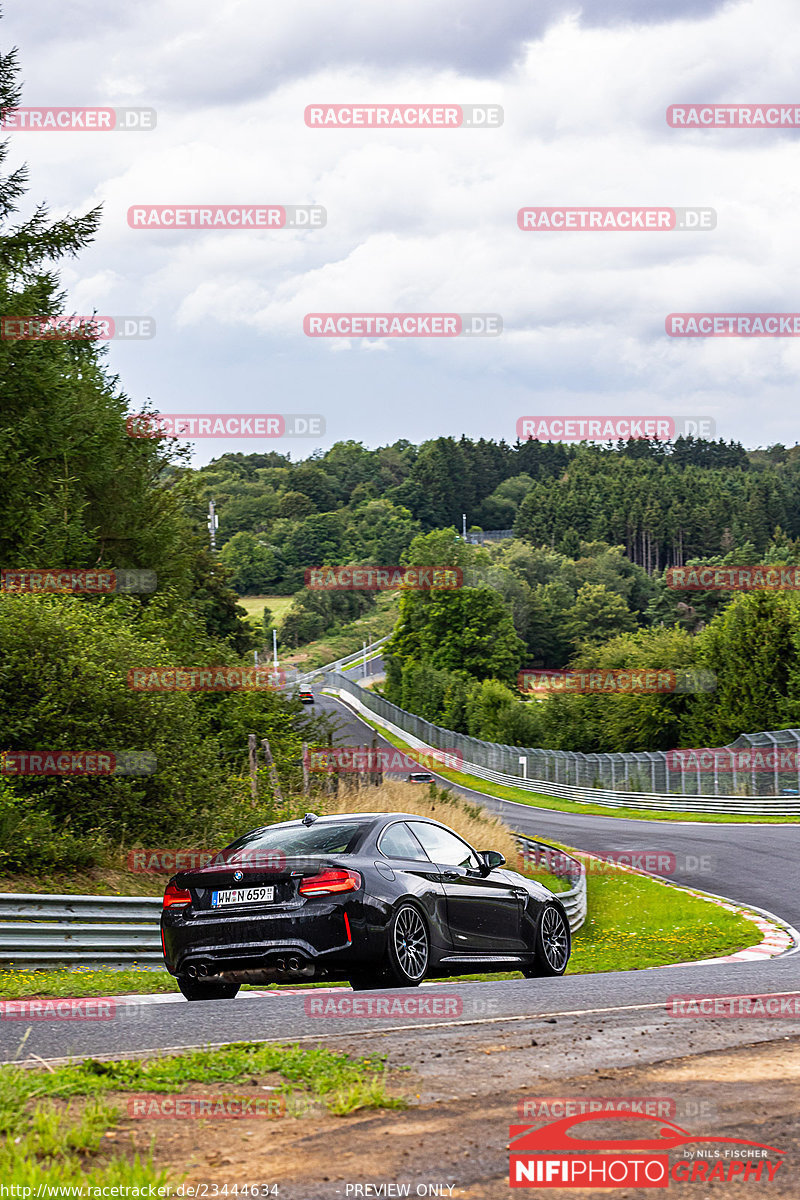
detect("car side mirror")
[479,849,506,875]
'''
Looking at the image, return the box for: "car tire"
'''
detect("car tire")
[385,902,429,987]
[348,970,390,991]
[177,975,241,1001]
[522,903,571,978]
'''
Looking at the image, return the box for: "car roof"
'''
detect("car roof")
[237,811,449,838]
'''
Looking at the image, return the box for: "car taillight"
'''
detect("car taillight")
[163,883,192,909]
[299,869,361,896]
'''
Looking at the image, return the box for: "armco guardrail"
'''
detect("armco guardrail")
[324,673,800,815]
[0,863,584,971]
[292,635,390,688]
[518,838,586,933]
[0,893,163,970]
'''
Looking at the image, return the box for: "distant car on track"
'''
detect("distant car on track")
[161,810,571,1001]
[298,690,314,704]
[407,771,435,784]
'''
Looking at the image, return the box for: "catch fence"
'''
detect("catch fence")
[325,672,800,814]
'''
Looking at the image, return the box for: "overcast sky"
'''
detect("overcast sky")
[4,0,799,464]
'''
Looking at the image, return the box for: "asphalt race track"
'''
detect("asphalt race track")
[2,684,798,1067]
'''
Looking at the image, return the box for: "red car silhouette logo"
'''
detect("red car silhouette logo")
[510,1110,783,1155]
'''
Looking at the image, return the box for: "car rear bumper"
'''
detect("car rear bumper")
[161,898,380,979]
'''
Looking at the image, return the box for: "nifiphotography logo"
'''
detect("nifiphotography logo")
[509,1110,784,1188]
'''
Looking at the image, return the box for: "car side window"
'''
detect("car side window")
[408,822,480,870]
[378,822,430,861]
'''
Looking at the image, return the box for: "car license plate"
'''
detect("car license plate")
[211,886,275,907]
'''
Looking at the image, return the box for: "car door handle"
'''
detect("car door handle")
[442,868,467,881]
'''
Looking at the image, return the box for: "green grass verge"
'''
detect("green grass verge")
[0,1042,404,1187]
[338,700,798,824]
[0,967,178,999]
[0,967,360,999]
[569,865,757,973]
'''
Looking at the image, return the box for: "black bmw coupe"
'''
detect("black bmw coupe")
[161,810,571,1000]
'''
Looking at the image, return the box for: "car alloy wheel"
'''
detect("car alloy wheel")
[523,903,571,978]
[540,904,570,972]
[388,902,429,985]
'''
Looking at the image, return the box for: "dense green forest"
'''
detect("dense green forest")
[185,438,800,757]
[192,434,800,595]
[379,530,800,755]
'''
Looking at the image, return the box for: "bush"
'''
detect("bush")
[0,594,323,868]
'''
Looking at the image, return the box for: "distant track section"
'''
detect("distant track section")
[324,675,800,816]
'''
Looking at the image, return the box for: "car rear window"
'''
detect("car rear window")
[224,820,371,857]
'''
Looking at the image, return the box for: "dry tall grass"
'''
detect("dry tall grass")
[322,779,520,863]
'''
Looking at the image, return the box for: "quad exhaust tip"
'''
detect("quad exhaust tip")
[276,956,304,973]
[188,957,309,980]
[185,962,210,979]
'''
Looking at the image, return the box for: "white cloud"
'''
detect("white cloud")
[3,0,800,460]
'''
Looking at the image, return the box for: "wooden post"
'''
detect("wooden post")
[248,734,258,805]
[302,742,310,795]
[372,735,382,787]
[261,738,284,802]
